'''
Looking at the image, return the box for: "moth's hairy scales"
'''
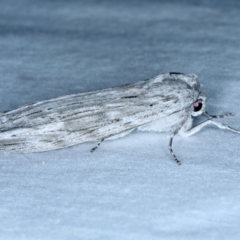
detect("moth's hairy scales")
[0,73,196,153]
[1,72,239,165]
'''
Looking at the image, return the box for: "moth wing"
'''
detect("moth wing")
[0,74,198,152]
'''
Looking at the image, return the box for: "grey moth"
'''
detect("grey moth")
[0,72,239,164]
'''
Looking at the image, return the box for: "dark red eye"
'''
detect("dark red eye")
[193,102,202,112]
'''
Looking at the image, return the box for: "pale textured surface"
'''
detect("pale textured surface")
[1,0,240,239]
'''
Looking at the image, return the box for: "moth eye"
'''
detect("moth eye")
[193,102,202,112]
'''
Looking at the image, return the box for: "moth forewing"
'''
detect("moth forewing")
[0,73,196,153]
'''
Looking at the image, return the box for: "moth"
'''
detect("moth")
[0,72,239,164]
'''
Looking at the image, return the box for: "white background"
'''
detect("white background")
[0,0,240,239]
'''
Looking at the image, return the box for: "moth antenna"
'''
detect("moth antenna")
[91,138,104,152]
[204,111,234,119]
[210,120,240,135]
[169,132,181,165]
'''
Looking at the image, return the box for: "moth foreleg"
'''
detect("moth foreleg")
[204,111,234,119]
[180,119,240,137]
[91,139,104,152]
[169,132,181,165]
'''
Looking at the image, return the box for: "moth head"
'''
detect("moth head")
[191,92,206,117]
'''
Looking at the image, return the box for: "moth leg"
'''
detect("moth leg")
[179,119,240,137]
[204,111,234,119]
[169,132,181,165]
[91,139,104,152]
